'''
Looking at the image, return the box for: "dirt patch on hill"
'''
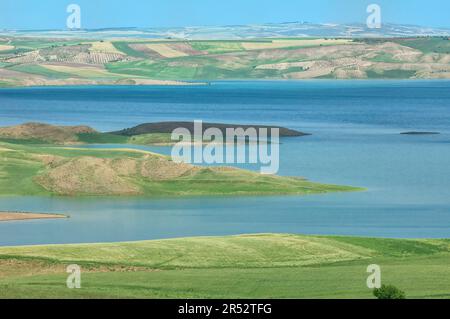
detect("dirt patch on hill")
[139,155,198,180]
[35,157,141,196]
[0,258,157,280]
[169,43,206,56]
[128,43,164,59]
[0,44,14,51]
[0,123,97,144]
[34,154,201,195]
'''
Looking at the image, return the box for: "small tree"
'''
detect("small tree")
[373,284,406,299]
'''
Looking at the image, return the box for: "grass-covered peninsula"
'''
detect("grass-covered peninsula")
[0,139,360,197]
[0,233,449,298]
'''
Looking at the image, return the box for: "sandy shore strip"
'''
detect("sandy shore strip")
[0,212,68,222]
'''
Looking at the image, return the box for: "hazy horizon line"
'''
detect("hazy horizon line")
[2,21,450,33]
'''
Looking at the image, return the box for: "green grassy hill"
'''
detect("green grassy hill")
[0,141,360,197]
[0,234,449,298]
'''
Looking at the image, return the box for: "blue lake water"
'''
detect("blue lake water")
[0,80,450,245]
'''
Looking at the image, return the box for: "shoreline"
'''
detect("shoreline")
[0,80,208,89]
[0,211,68,222]
[2,79,450,89]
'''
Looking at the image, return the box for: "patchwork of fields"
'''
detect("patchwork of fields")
[1,37,450,86]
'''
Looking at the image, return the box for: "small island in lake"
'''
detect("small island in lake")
[0,122,309,146]
[110,121,309,137]
[400,131,440,135]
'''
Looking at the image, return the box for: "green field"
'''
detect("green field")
[393,37,450,54]
[111,41,149,58]
[8,64,72,79]
[105,56,291,80]
[8,39,83,50]
[366,69,417,79]
[127,133,176,144]
[76,132,175,145]
[368,52,401,63]
[0,130,172,146]
[76,132,130,144]
[190,41,246,54]
[0,234,449,298]
[0,146,47,195]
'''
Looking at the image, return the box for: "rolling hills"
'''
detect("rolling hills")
[1,35,450,86]
[0,233,449,298]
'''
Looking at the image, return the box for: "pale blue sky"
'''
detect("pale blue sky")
[1,0,449,30]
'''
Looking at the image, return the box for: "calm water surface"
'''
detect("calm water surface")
[0,81,449,245]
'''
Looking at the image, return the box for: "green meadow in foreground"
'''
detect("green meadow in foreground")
[0,234,449,299]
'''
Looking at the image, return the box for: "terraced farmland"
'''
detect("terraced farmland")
[1,37,450,86]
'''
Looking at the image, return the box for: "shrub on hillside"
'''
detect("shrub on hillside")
[373,284,406,299]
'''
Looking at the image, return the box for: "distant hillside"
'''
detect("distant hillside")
[1,33,450,86]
